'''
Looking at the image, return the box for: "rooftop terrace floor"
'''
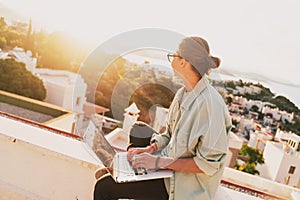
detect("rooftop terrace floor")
[0,102,54,123]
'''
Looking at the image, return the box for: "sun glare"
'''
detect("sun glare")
[3,0,108,47]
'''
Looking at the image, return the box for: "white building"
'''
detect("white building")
[238,118,255,132]
[286,133,300,152]
[258,141,300,188]
[235,85,261,95]
[263,115,275,125]
[243,85,262,95]
[275,129,298,143]
[232,96,248,108]
[34,68,87,113]
[235,86,245,95]
[262,107,281,121]
[0,47,37,71]
[250,85,262,94]
[246,100,264,112]
[244,86,253,94]
[262,106,294,123]
[248,129,273,151]
[228,103,241,113]
[281,110,295,123]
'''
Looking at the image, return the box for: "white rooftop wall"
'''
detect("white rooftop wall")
[0,115,102,199]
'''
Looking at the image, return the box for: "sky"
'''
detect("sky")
[1,0,300,86]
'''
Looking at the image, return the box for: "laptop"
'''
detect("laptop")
[82,120,173,183]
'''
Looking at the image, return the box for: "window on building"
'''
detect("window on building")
[288,166,296,174]
[76,97,81,106]
[289,140,295,148]
[297,143,300,152]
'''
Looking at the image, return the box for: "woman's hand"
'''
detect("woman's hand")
[131,153,157,170]
[127,147,148,161]
[127,143,157,161]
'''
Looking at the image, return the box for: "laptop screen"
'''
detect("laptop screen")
[91,127,116,168]
[76,117,116,168]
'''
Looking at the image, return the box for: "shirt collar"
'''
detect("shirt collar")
[180,75,209,110]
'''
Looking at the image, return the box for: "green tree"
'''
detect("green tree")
[225,80,236,89]
[231,119,239,133]
[81,53,181,122]
[0,17,29,50]
[36,32,85,71]
[130,82,176,123]
[2,29,24,48]
[237,79,244,87]
[280,116,300,136]
[250,105,259,113]
[226,96,233,105]
[0,36,7,49]
[258,112,264,121]
[234,145,264,175]
[0,17,7,30]
[23,19,35,56]
[0,59,46,100]
[270,95,300,115]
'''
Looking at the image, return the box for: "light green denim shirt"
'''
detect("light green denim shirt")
[151,76,232,200]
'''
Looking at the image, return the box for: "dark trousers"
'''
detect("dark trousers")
[94,174,168,200]
[93,122,169,200]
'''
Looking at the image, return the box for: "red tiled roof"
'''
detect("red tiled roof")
[220,180,286,199]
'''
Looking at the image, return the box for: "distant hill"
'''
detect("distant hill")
[228,68,300,88]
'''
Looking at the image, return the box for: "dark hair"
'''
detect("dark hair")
[177,36,221,75]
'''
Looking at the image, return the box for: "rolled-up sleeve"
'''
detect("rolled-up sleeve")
[193,152,224,176]
[151,124,172,150]
[192,122,227,177]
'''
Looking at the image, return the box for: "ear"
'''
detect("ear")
[180,59,190,68]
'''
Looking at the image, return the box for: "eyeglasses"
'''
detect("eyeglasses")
[167,53,182,63]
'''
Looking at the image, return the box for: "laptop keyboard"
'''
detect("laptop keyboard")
[118,153,147,175]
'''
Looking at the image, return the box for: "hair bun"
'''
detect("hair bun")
[211,56,221,68]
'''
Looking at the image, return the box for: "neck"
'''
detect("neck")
[182,74,202,92]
